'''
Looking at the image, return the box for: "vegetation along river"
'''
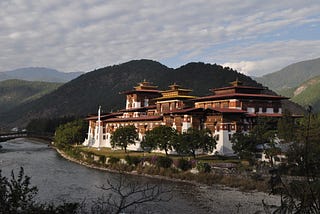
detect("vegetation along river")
[0,138,280,213]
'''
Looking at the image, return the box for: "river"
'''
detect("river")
[0,138,280,213]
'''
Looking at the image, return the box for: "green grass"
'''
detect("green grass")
[77,146,165,158]
[76,146,241,164]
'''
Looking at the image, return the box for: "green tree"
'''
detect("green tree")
[277,109,296,143]
[141,125,177,156]
[263,134,281,167]
[111,125,138,153]
[54,119,88,148]
[178,128,216,159]
[231,132,256,163]
[231,117,278,165]
[268,110,320,213]
[250,117,278,145]
[0,167,79,213]
[286,111,320,176]
[140,130,158,152]
[26,116,75,134]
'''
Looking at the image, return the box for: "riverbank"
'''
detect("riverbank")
[56,147,200,186]
[55,146,271,191]
[55,146,281,213]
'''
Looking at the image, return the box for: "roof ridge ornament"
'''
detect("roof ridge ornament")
[230,78,243,86]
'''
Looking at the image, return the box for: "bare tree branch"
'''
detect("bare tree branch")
[93,172,172,213]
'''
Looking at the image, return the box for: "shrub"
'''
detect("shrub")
[141,156,158,166]
[177,159,192,171]
[125,155,141,166]
[196,162,211,173]
[85,151,94,161]
[156,156,173,168]
[108,156,120,164]
[99,155,106,164]
[64,147,82,159]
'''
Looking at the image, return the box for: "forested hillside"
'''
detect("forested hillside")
[0,79,61,113]
[277,75,320,112]
[255,57,320,91]
[0,60,304,128]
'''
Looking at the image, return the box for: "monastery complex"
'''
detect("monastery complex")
[83,80,287,156]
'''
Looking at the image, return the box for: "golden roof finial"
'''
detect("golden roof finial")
[169,82,180,90]
[230,78,242,86]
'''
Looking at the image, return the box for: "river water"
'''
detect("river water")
[0,138,280,213]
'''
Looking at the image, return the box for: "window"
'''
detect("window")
[215,134,219,141]
[144,98,149,107]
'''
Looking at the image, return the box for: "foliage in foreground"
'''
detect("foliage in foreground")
[0,167,79,214]
[266,110,320,213]
[0,167,171,214]
[92,172,172,214]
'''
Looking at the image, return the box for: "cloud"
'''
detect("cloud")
[0,0,319,73]
[218,40,320,76]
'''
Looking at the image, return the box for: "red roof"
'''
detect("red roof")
[163,107,205,114]
[85,112,122,120]
[105,116,163,122]
[211,85,264,92]
[120,89,162,94]
[162,107,246,115]
[119,105,156,112]
[246,113,283,117]
[194,93,288,102]
[209,107,247,113]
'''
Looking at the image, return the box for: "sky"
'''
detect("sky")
[0,0,320,77]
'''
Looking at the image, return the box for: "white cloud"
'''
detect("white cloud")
[0,0,319,73]
[219,40,320,76]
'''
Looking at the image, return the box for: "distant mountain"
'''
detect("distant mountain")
[0,59,305,128]
[0,67,84,82]
[0,72,10,80]
[0,79,61,113]
[255,57,320,91]
[277,75,320,112]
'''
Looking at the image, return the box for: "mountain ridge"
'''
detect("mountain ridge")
[255,57,320,91]
[0,67,84,83]
[277,75,320,112]
[0,59,305,128]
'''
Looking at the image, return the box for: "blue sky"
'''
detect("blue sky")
[0,0,319,76]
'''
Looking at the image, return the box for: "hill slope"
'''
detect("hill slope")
[0,60,304,128]
[255,57,320,91]
[0,67,84,83]
[278,75,320,112]
[0,79,62,113]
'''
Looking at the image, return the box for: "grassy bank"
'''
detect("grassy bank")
[58,145,270,192]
